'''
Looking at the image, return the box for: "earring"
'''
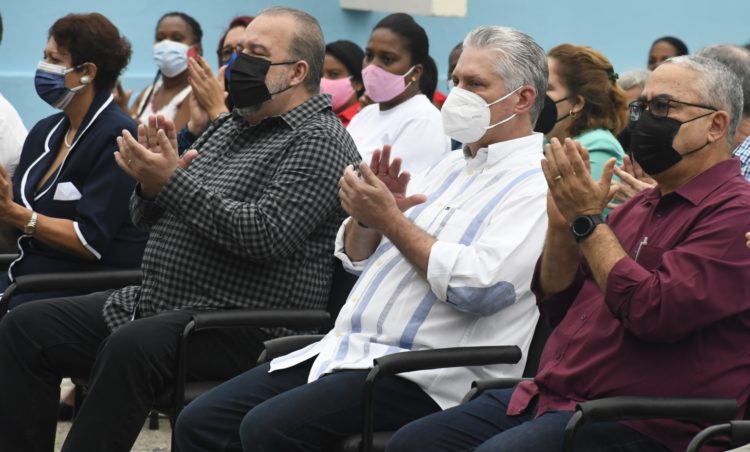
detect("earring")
[569,110,576,119]
[80,75,90,84]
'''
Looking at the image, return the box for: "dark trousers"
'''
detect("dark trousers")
[175,358,441,452]
[387,388,670,452]
[0,290,267,452]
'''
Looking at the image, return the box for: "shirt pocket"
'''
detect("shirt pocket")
[53,181,82,202]
[635,243,666,271]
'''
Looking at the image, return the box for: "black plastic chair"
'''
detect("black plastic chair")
[258,316,550,452]
[687,420,750,451]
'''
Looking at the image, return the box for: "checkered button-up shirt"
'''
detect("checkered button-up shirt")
[733,134,750,181]
[102,94,361,333]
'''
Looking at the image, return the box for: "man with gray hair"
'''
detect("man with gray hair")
[390,55,750,452]
[0,7,360,451]
[175,25,550,451]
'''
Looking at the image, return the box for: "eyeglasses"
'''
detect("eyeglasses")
[628,96,717,122]
[218,44,244,63]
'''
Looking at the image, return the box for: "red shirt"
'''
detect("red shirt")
[336,101,360,128]
[511,159,750,451]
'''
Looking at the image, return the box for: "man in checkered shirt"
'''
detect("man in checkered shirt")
[0,7,359,452]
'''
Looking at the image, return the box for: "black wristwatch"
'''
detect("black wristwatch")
[570,214,605,243]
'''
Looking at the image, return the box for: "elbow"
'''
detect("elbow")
[445,281,516,316]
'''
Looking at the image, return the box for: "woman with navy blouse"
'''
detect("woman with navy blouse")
[0,13,147,307]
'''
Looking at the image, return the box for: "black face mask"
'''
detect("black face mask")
[534,94,557,134]
[630,110,711,175]
[228,53,296,109]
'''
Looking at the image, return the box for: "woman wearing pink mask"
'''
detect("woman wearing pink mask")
[347,13,450,177]
[320,40,364,127]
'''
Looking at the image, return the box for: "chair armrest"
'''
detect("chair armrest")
[258,334,325,364]
[0,269,142,319]
[189,309,330,332]
[461,377,532,404]
[563,397,738,452]
[11,270,142,293]
[687,420,750,452]
[171,309,331,420]
[372,346,522,377]
[360,346,522,452]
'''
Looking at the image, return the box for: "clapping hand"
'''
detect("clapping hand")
[338,145,426,231]
[115,114,198,199]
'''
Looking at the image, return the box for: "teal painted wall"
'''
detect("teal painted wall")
[2,0,748,128]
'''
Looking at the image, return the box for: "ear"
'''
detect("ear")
[288,60,310,89]
[410,64,423,83]
[706,110,730,143]
[514,85,536,115]
[80,62,97,84]
[572,94,586,114]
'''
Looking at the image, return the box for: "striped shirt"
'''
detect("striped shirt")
[271,133,549,409]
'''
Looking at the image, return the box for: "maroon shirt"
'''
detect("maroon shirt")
[510,159,750,451]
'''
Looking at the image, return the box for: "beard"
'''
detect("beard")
[237,71,290,118]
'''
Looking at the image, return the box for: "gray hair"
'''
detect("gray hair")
[663,55,743,143]
[258,6,325,93]
[463,26,548,126]
[697,44,750,116]
[617,69,649,92]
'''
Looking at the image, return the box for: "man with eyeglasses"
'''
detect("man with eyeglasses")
[389,55,750,452]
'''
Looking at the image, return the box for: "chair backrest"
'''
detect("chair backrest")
[522,316,551,378]
[323,259,358,330]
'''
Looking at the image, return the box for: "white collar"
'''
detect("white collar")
[464,132,544,172]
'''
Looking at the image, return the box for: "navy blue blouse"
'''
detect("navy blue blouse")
[9,90,147,279]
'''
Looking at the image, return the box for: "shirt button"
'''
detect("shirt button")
[580,314,587,321]
[437,201,445,208]
[335,331,342,338]
[554,353,562,360]
[467,170,474,176]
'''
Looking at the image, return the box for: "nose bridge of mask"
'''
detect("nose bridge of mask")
[37,61,79,76]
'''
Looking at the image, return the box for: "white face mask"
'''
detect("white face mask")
[441,86,522,144]
[153,39,190,78]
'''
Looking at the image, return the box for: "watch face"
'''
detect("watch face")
[572,216,593,236]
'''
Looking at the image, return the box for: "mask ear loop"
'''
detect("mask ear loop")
[483,86,524,130]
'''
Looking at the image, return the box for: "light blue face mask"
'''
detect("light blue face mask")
[34,61,87,110]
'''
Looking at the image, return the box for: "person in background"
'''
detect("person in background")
[347,13,450,177]
[426,56,447,109]
[614,69,649,151]
[127,12,203,131]
[216,15,254,67]
[697,45,750,150]
[647,36,688,71]
[2,12,146,304]
[176,16,254,152]
[617,69,649,107]
[320,40,364,127]
[545,44,627,182]
[0,13,26,179]
[447,42,463,149]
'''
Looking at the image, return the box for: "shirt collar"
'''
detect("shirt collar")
[231,94,333,130]
[643,159,742,206]
[463,132,544,171]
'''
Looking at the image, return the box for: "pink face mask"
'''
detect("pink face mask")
[362,64,415,103]
[320,77,356,111]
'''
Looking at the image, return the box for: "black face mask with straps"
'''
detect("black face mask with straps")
[630,110,712,175]
[228,53,296,109]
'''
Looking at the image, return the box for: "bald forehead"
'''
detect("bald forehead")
[644,63,701,102]
[242,13,296,59]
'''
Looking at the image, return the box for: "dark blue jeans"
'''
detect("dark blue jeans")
[175,358,441,452]
[387,388,670,452]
